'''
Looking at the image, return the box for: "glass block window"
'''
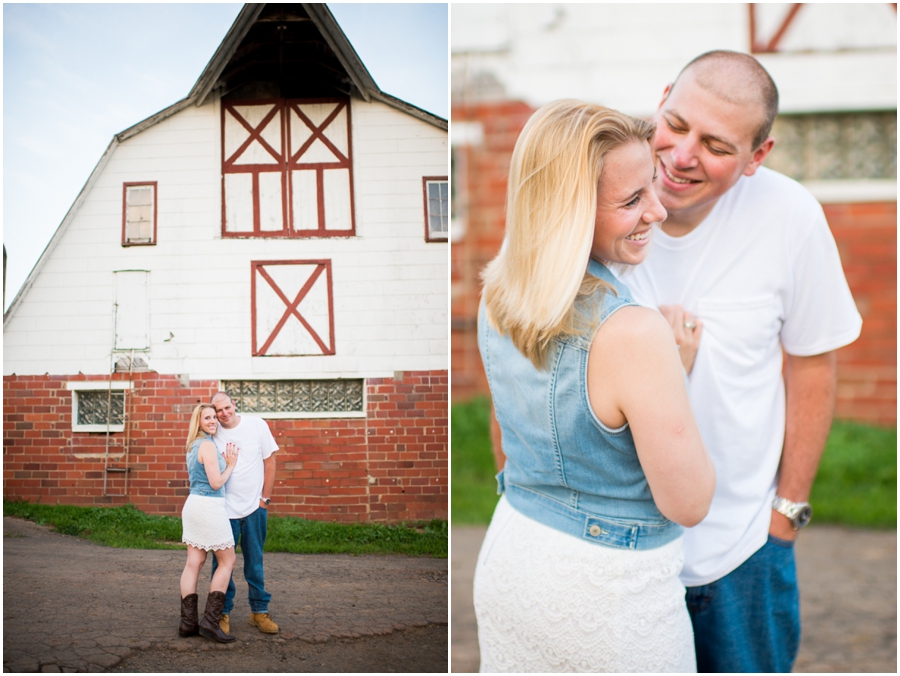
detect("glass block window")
[766,112,897,182]
[67,382,131,432]
[423,177,449,242]
[122,182,157,246]
[222,379,365,418]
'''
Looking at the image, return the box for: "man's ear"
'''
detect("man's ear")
[743,137,775,177]
[658,83,673,110]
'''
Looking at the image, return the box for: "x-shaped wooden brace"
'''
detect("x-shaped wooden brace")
[257,264,330,355]
[289,101,349,165]
[225,104,283,166]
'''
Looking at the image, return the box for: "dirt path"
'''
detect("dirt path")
[451,524,896,673]
[3,516,447,673]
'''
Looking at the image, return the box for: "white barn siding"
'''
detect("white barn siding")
[4,97,447,379]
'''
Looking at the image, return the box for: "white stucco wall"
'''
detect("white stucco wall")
[4,97,448,379]
[451,3,897,116]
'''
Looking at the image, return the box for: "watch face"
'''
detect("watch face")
[797,505,812,527]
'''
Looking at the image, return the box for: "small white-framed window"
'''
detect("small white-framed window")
[122,182,157,246]
[423,176,449,242]
[67,382,132,432]
[221,379,366,419]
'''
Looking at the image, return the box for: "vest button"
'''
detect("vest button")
[589,525,602,537]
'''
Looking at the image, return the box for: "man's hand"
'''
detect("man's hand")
[659,305,703,374]
[769,509,799,541]
[259,499,268,510]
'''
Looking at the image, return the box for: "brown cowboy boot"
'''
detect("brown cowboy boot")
[178,593,199,637]
[199,591,237,643]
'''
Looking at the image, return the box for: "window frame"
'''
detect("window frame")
[423,176,449,243]
[67,381,132,432]
[220,97,356,239]
[121,182,157,247]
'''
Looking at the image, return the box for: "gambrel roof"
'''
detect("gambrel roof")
[119,3,446,141]
[4,3,447,325]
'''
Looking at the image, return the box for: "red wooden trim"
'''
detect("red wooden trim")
[250,260,336,356]
[749,3,803,54]
[221,97,355,239]
[223,103,282,167]
[288,101,349,165]
[423,176,448,243]
[749,4,760,53]
[121,181,157,247]
[286,97,355,237]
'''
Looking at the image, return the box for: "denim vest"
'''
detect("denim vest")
[187,433,226,498]
[478,258,682,550]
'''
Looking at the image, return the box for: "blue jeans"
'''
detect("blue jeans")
[686,535,801,673]
[211,507,271,614]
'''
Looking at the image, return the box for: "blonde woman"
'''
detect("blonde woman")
[178,403,239,643]
[474,100,716,672]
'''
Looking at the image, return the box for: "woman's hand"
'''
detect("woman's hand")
[659,305,703,375]
[225,442,240,468]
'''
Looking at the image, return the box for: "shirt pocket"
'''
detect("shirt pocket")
[697,295,782,375]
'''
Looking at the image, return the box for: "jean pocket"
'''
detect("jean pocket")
[766,533,796,549]
[685,584,713,614]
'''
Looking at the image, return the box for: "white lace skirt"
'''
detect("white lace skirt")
[474,496,696,673]
[181,494,235,551]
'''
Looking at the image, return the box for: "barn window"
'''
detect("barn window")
[122,183,157,246]
[222,379,365,418]
[423,177,448,242]
[221,98,355,238]
[67,382,131,432]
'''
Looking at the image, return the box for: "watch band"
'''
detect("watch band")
[772,495,812,530]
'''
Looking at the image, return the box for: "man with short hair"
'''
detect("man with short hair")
[209,391,279,635]
[626,51,862,672]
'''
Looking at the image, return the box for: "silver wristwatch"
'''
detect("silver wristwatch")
[772,495,812,530]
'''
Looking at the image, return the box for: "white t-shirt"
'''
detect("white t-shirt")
[213,415,279,519]
[625,167,862,586]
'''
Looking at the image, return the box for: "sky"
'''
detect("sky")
[3,3,449,312]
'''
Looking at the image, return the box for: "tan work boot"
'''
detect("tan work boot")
[249,612,279,634]
[219,613,230,635]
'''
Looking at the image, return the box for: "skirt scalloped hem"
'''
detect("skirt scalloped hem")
[182,538,234,552]
[181,494,235,551]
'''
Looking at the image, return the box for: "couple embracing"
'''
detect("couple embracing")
[474,51,861,672]
[177,392,279,643]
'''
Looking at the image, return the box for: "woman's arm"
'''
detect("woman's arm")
[588,306,715,527]
[198,441,239,491]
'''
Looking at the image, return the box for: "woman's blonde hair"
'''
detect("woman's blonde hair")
[481,99,655,369]
[185,403,217,453]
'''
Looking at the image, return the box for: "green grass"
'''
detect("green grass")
[451,397,501,525]
[451,397,897,529]
[2,501,447,557]
[809,420,896,528]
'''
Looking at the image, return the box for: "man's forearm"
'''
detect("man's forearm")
[262,456,276,498]
[771,351,838,536]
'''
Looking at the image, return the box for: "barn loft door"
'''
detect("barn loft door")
[222,98,355,238]
[251,260,335,356]
[114,270,149,350]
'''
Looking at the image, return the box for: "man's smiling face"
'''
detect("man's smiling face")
[652,70,772,232]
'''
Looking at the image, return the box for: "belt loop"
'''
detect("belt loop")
[495,469,506,496]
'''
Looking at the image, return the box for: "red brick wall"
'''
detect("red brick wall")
[826,202,897,425]
[3,370,448,522]
[451,101,897,426]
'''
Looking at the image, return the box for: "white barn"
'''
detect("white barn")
[4,3,449,522]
